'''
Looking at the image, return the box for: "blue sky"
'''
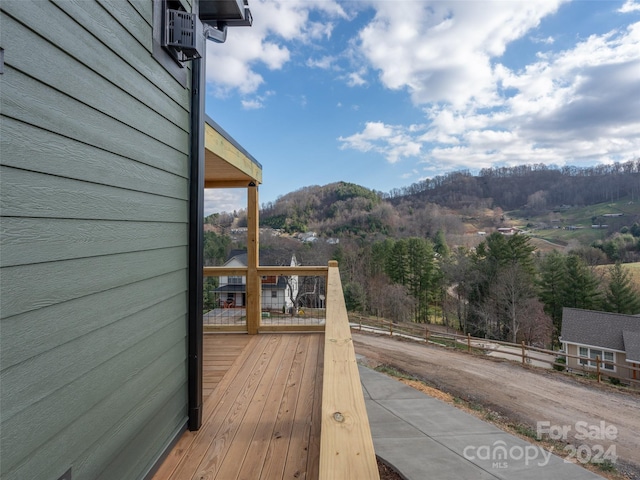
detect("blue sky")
[203,0,640,215]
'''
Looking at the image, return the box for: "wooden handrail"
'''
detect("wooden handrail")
[320,261,379,479]
[203,266,248,277]
[203,266,328,277]
[257,266,329,277]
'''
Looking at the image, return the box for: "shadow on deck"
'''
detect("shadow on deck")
[153,333,324,480]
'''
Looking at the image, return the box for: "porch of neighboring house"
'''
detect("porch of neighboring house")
[152,333,324,480]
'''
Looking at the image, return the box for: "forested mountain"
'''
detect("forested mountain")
[386,160,640,211]
[257,161,640,241]
[259,181,465,239]
[205,161,640,345]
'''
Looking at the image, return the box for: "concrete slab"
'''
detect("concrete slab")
[365,400,425,439]
[435,432,604,480]
[379,397,505,436]
[358,366,426,400]
[358,364,606,480]
[374,437,498,480]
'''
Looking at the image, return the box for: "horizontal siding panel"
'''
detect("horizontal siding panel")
[1,118,188,200]
[2,68,188,177]
[97,0,154,51]
[1,296,186,464]
[0,167,187,222]
[126,0,154,32]
[77,363,187,480]
[1,270,187,369]
[56,0,189,105]
[1,13,189,151]
[2,332,187,480]
[0,217,187,268]
[94,385,187,480]
[0,244,187,318]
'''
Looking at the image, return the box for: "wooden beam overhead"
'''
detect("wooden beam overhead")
[204,119,262,188]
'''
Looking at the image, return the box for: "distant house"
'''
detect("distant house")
[560,308,640,380]
[497,227,516,235]
[215,251,299,311]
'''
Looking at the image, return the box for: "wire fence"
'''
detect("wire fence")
[203,272,326,329]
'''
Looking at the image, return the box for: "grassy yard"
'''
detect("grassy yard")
[596,261,640,290]
[511,197,640,247]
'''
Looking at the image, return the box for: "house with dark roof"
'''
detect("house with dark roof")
[215,251,299,311]
[560,308,640,380]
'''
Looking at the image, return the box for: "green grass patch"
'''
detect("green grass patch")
[510,423,538,439]
[374,364,417,381]
[596,459,617,473]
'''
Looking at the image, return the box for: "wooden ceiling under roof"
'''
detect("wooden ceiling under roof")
[204,119,262,189]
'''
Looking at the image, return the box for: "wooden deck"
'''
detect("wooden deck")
[153,333,324,480]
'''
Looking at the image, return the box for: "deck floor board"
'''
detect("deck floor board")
[153,333,323,480]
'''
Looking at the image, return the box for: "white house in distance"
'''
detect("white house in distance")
[560,307,640,381]
[215,250,299,311]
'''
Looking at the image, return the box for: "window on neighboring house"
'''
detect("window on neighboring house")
[228,276,243,285]
[578,346,615,371]
[271,290,278,298]
[579,347,588,365]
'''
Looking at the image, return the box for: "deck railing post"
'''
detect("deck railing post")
[467,333,471,352]
[246,184,260,334]
[521,341,526,365]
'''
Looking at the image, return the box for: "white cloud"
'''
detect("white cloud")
[206,0,347,95]
[346,71,367,87]
[341,20,640,174]
[532,35,555,45]
[338,121,423,163]
[619,0,640,13]
[204,189,246,216]
[306,55,337,69]
[241,99,264,110]
[353,0,566,107]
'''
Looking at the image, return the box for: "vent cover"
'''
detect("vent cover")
[164,9,201,62]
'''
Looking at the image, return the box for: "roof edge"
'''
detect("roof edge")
[205,114,262,170]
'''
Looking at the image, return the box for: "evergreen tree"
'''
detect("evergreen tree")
[562,255,601,310]
[602,263,640,314]
[386,239,409,285]
[433,229,450,258]
[406,238,436,322]
[537,251,567,343]
[468,233,537,340]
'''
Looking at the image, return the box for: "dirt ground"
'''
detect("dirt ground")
[353,332,640,479]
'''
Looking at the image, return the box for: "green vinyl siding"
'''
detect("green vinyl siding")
[1,118,189,199]
[0,1,192,479]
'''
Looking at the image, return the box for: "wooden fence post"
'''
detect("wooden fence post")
[596,356,601,383]
[467,333,471,352]
[425,327,430,343]
[521,341,526,365]
[389,321,393,337]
